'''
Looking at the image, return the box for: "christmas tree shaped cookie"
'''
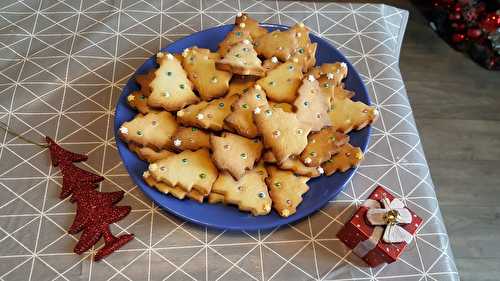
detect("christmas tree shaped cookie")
[254,106,310,163]
[182,47,232,100]
[177,95,239,131]
[148,148,218,195]
[143,171,204,203]
[128,144,174,163]
[119,111,178,150]
[196,94,239,131]
[216,40,265,76]
[171,127,211,151]
[127,91,152,114]
[266,166,309,217]
[212,162,271,216]
[218,26,252,56]
[329,94,378,134]
[300,128,349,167]
[256,60,303,103]
[235,13,268,40]
[308,62,348,87]
[255,29,299,61]
[226,77,256,97]
[176,101,209,127]
[147,52,200,111]
[262,151,321,178]
[294,75,331,132]
[224,84,268,138]
[211,132,263,179]
[288,23,317,72]
[321,143,363,176]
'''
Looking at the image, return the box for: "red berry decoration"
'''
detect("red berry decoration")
[467,28,482,38]
[46,137,134,261]
[480,12,500,32]
[452,33,466,42]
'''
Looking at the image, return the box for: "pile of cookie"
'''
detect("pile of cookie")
[119,13,378,217]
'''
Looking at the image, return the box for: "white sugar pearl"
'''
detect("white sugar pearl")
[271,56,278,63]
[327,72,334,80]
[255,84,262,90]
[143,171,150,177]
[237,12,243,17]
[254,107,261,114]
[119,126,128,134]
[304,157,312,164]
[242,39,251,45]
[340,62,347,69]
[308,75,315,82]
[166,53,174,60]
[317,167,324,174]
[173,138,182,147]
[196,113,204,120]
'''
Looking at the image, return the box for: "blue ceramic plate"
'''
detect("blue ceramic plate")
[114,24,371,231]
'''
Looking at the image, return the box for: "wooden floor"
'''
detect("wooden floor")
[336,1,500,280]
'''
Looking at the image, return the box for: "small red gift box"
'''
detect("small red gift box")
[337,186,422,267]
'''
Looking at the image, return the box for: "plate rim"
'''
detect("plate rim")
[114,23,371,231]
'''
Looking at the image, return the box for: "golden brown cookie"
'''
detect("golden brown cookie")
[148,52,200,111]
[256,60,303,103]
[308,62,348,87]
[300,128,349,167]
[119,111,178,150]
[207,192,226,204]
[148,148,218,195]
[224,84,268,138]
[266,166,309,217]
[216,40,265,76]
[127,91,152,114]
[128,143,174,163]
[288,23,316,72]
[218,26,252,57]
[226,77,256,97]
[322,143,363,176]
[334,84,355,100]
[181,47,232,100]
[262,56,281,73]
[255,30,299,61]
[268,101,294,113]
[196,94,239,131]
[262,151,321,178]
[329,95,378,134]
[254,106,310,163]
[135,70,155,95]
[171,127,211,151]
[294,75,331,131]
[143,171,204,203]
[235,13,268,40]
[176,101,209,128]
[212,163,271,216]
[210,132,263,180]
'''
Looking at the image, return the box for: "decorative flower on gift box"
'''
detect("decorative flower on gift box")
[365,197,413,243]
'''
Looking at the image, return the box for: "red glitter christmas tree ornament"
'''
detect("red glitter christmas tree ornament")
[46,136,88,166]
[70,185,133,261]
[59,163,104,200]
[46,137,133,261]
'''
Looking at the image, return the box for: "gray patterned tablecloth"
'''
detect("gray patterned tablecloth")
[0,1,459,280]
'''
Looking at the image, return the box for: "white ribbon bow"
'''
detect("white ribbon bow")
[366,197,413,243]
